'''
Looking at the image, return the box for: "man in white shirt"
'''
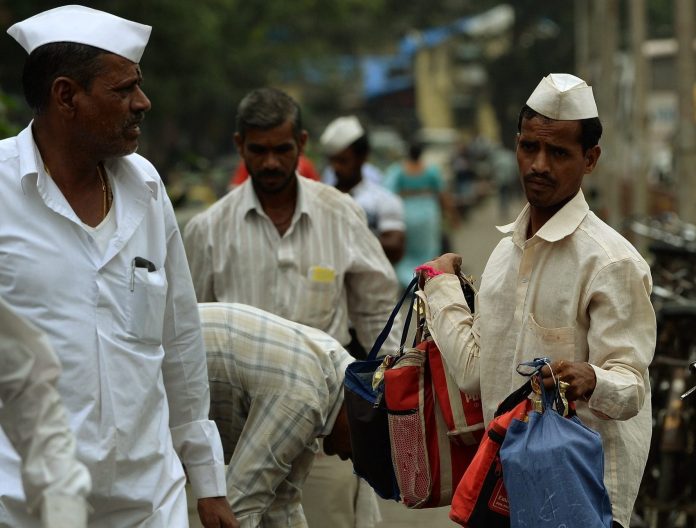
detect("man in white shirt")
[184,87,395,528]
[320,115,406,265]
[200,302,354,527]
[0,6,236,527]
[418,74,655,528]
[0,296,91,528]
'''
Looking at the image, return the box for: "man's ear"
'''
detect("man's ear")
[584,145,601,174]
[51,77,80,117]
[233,132,244,155]
[297,129,308,154]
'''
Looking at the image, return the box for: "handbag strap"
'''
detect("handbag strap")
[494,379,534,417]
[366,276,419,361]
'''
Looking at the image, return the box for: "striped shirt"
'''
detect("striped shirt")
[183,176,401,353]
[199,302,354,527]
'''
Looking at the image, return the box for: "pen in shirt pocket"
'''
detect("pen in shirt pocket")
[130,256,156,291]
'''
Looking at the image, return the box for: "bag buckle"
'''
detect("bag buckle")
[372,355,396,391]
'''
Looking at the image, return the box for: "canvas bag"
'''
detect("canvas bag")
[449,379,534,528]
[343,276,419,501]
[499,359,613,528]
[382,273,484,509]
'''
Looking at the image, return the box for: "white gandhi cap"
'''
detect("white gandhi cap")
[7,5,151,63]
[526,73,598,120]
[320,116,365,155]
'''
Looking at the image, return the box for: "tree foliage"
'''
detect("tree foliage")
[0,1,674,173]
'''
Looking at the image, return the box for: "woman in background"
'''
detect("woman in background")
[385,142,457,288]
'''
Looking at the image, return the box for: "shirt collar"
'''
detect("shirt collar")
[496,189,589,246]
[17,122,159,199]
[241,172,310,223]
[348,178,367,197]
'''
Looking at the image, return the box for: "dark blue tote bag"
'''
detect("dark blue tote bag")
[499,358,612,528]
[343,276,418,501]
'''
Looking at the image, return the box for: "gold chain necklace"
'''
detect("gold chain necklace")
[97,163,112,218]
[43,162,112,219]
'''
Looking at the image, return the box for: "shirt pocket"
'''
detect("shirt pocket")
[127,266,168,345]
[522,313,576,362]
[298,271,338,330]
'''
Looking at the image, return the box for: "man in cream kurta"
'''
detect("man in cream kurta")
[419,74,655,528]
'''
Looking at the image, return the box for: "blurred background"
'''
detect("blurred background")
[1,0,694,230]
[2,2,696,527]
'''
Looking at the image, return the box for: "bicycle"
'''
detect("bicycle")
[625,214,696,528]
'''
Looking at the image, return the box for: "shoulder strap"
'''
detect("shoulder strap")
[366,276,419,361]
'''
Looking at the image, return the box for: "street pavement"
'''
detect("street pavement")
[449,191,523,279]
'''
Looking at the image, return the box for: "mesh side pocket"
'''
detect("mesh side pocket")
[388,410,431,507]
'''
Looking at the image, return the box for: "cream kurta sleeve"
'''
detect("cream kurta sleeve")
[584,258,656,420]
[0,296,91,528]
[422,273,482,395]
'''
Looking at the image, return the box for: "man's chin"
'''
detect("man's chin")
[252,175,295,194]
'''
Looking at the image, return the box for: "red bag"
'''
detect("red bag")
[384,337,485,508]
[449,381,533,527]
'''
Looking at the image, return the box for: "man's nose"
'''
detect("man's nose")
[133,86,151,113]
[262,152,282,171]
[530,149,550,174]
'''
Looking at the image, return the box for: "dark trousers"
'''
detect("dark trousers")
[613,523,624,528]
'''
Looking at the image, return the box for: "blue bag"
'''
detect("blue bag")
[499,358,613,528]
[343,276,418,501]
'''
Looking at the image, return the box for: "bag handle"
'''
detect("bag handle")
[366,276,419,361]
[515,357,569,416]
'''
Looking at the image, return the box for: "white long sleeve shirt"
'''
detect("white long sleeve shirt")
[422,190,656,528]
[0,295,91,528]
[0,124,226,527]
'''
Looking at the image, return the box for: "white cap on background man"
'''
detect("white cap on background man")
[320,116,365,155]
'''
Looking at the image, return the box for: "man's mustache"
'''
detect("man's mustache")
[256,170,286,179]
[524,173,554,186]
[126,113,145,127]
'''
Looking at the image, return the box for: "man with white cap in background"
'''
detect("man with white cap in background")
[416,73,656,528]
[0,5,236,527]
[0,295,91,528]
[320,115,406,265]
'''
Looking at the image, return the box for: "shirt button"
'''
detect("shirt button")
[521,278,529,284]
